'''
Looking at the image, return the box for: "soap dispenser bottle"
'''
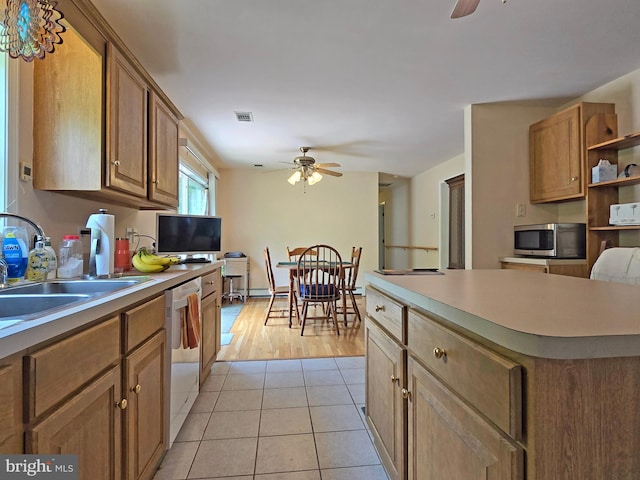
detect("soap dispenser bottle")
[26,237,50,281]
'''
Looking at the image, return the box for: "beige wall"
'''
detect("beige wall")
[378,178,411,269]
[217,168,379,292]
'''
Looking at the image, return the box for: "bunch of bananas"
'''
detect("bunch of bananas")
[131,247,181,273]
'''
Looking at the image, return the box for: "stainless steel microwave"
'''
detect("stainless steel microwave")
[514,223,586,258]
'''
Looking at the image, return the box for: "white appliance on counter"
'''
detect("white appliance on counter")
[165,277,201,447]
[610,202,640,225]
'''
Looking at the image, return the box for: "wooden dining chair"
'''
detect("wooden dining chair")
[296,244,343,336]
[286,246,317,261]
[337,246,362,325]
[263,247,296,326]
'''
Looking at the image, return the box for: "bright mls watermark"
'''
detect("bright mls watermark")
[0,455,77,480]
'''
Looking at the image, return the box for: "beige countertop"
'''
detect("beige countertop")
[0,261,223,358]
[365,269,640,359]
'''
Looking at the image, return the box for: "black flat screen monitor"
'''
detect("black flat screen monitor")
[156,213,221,257]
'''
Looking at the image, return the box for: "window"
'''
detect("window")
[0,52,18,212]
[0,53,7,210]
[178,163,209,215]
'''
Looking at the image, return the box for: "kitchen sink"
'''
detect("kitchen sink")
[0,294,92,318]
[0,278,147,296]
[0,277,151,325]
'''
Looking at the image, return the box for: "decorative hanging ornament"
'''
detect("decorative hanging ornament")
[0,0,66,62]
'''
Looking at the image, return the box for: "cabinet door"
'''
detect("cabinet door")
[0,355,23,453]
[529,105,582,203]
[200,292,220,385]
[365,319,406,480]
[27,366,123,480]
[149,91,179,207]
[124,330,166,480]
[407,357,523,480]
[107,43,148,197]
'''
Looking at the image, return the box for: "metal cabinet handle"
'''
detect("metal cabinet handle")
[112,160,120,167]
[375,305,384,312]
[571,176,578,181]
[401,388,411,401]
[132,384,141,394]
[116,398,128,410]
[391,375,399,384]
[433,347,447,359]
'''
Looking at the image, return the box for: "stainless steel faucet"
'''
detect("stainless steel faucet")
[0,256,8,288]
[0,212,47,248]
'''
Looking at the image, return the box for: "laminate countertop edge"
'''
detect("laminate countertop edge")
[365,269,640,360]
[0,261,223,358]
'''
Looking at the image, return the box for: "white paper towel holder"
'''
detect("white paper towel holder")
[86,208,115,278]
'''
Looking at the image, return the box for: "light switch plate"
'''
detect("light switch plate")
[19,162,32,181]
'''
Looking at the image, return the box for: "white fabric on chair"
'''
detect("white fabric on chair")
[590,247,640,285]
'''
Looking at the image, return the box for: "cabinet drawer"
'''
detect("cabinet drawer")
[366,287,406,344]
[122,295,165,352]
[26,316,121,420]
[407,310,522,439]
[201,269,221,299]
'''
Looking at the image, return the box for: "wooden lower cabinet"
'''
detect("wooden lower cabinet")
[0,354,24,453]
[200,268,222,386]
[406,357,523,480]
[124,330,166,480]
[365,319,406,480]
[27,366,123,480]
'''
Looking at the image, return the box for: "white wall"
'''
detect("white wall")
[378,178,411,269]
[217,168,379,292]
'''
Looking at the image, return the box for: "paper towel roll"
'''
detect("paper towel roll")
[86,210,115,276]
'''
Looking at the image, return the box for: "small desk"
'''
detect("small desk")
[276,261,352,326]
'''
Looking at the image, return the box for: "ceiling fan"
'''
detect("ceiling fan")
[287,147,343,186]
[451,0,506,18]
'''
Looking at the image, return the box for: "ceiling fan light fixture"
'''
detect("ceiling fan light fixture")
[288,170,302,185]
[307,171,323,185]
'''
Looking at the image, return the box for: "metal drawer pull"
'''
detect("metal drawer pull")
[433,347,447,359]
[402,388,412,401]
[116,399,128,410]
[132,384,141,394]
[375,305,385,312]
[391,375,399,384]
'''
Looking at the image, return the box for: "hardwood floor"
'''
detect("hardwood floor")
[216,297,365,361]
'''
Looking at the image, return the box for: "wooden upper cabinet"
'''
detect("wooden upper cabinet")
[529,102,615,203]
[106,43,149,198]
[149,91,179,207]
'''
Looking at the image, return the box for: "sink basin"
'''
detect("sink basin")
[0,279,147,296]
[0,294,92,318]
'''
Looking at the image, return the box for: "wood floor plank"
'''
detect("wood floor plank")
[216,297,365,361]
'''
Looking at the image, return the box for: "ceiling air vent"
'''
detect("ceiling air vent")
[235,111,253,122]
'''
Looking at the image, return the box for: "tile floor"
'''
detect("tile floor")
[153,356,389,480]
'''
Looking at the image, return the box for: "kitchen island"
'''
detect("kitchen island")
[364,269,640,480]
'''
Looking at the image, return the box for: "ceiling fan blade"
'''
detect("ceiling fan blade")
[316,168,343,177]
[451,0,480,18]
[315,162,341,168]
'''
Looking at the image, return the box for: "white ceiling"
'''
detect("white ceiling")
[89,0,640,178]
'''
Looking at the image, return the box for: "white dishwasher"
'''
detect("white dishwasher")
[165,276,201,447]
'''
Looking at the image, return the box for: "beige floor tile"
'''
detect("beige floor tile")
[260,407,312,436]
[265,359,303,372]
[255,471,321,480]
[152,441,199,480]
[175,413,211,442]
[229,360,267,373]
[347,383,365,404]
[265,371,305,388]
[303,370,345,387]
[262,387,308,409]
[214,389,263,411]
[315,430,380,469]
[306,385,353,407]
[188,437,258,478]
[203,410,261,440]
[335,356,365,370]
[191,391,219,413]
[339,368,364,385]
[222,372,265,390]
[301,358,338,371]
[210,362,231,375]
[201,374,226,392]
[310,405,365,432]
[255,434,318,474]
[321,465,389,480]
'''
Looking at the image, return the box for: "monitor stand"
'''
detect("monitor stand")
[179,255,212,264]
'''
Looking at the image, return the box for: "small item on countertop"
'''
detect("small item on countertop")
[25,238,50,281]
[57,235,84,278]
[114,237,132,272]
[1,229,28,283]
[43,236,57,279]
[131,247,179,273]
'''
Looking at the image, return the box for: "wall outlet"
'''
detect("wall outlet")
[516,203,526,217]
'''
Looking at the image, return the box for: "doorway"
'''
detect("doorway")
[445,174,465,269]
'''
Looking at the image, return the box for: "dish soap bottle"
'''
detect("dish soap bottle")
[26,237,51,281]
[2,230,27,283]
[43,236,57,279]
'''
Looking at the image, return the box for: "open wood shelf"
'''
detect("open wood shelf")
[588,175,640,188]
[588,131,640,151]
[589,225,640,231]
